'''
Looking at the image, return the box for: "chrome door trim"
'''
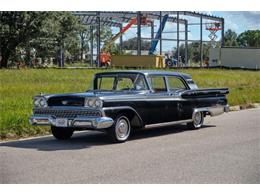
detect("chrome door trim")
[144,119,193,129]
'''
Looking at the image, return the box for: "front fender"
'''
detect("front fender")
[102,106,144,128]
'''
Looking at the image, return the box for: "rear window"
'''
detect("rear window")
[186,79,198,89]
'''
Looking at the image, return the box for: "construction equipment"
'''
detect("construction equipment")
[148,14,169,55]
[206,22,222,47]
[165,53,177,67]
[100,16,150,67]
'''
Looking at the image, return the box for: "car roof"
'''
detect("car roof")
[95,70,192,79]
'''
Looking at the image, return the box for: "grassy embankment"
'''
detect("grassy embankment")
[0,68,259,139]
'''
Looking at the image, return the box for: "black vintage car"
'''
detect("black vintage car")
[29,70,229,142]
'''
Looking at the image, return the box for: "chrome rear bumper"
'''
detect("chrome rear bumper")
[209,104,229,116]
[194,104,229,117]
[29,116,114,129]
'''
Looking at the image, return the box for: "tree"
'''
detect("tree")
[172,42,201,63]
[0,12,84,68]
[53,12,81,66]
[0,12,52,68]
[237,30,260,47]
[78,25,90,61]
[121,37,151,51]
[224,29,239,47]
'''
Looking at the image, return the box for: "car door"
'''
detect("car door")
[145,75,170,124]
[166,75,191,121]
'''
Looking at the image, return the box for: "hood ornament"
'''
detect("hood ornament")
[62,100,69,105]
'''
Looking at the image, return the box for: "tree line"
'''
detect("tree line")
[224,29,260,47]
[0,12,113,68]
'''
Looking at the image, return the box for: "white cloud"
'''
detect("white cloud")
[222,11,260,32]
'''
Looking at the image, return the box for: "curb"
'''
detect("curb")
[229,103,260,111]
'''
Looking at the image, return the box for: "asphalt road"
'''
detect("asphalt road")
[1,108,259,183]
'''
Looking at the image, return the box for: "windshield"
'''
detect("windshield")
[93,73,148,91]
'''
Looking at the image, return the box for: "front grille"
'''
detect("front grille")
[47,96,85,107]
[34,108,102,118]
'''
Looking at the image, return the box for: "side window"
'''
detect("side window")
[149,76,167,92]
[134,75,148,90]
[167,76,187,91]
[117,78,134,90]
[97,77,115,90]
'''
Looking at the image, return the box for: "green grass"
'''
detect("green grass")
[0,68,259,139]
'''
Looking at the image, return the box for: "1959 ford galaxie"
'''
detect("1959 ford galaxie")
[29,70,229,143]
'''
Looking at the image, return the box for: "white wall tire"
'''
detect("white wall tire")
[187,111,204,129]
[107,115,131,143]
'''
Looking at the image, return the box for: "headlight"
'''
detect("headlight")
[33,97,47,108]
[87,98,95,107]
[33,98,40,107]
[94,99,103,108]
[85,98,103,108]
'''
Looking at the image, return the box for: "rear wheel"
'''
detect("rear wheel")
[107,115,131,143]
[187,111,204,129]
[51,126,74,140]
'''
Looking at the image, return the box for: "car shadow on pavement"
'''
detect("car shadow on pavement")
[0,124,216,151]
[130,124,216,141]
[0,131,111,151]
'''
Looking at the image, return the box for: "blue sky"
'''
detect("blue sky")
[110,11,260,53]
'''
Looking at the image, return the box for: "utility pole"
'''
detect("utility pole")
[96,12,101,67]
[137,11,141,56]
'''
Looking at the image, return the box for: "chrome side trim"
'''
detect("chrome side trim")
[103,97,183,102]
[144,119,193,129]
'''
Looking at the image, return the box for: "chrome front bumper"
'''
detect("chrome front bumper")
[29,116,114,129]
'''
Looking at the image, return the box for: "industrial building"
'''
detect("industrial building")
[72,11,225,68]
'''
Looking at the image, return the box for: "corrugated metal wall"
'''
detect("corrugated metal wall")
[221,48,260,69]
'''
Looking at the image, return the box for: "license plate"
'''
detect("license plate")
[55,118,68,127]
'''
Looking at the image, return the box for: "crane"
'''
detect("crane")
[100,16,150,67]
[148,14,169,55]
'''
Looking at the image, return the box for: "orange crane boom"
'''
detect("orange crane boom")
[100,16,150,67]
[102,18,137,51]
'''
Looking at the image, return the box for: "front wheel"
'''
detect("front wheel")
[51,126,74,140]
[187,111,204,129]
[107,115,131,143]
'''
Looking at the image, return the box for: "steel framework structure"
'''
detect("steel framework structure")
[72,11,224,67]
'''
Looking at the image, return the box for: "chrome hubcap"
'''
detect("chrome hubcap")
[115,117,130,139]
[194,112,202,126]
